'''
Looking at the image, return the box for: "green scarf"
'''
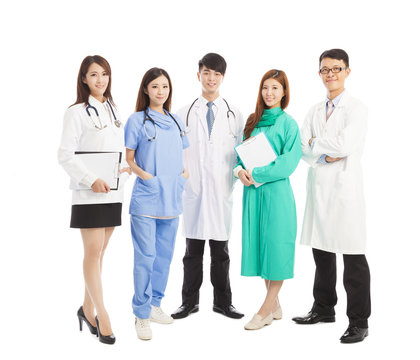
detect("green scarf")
[255,107,284,128]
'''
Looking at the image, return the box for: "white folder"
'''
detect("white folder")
[235,132,277,188]
[72,151,122,190]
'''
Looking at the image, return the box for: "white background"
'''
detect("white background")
[1,0,419,359]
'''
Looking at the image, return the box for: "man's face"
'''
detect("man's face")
[319,57,350,94]
[197,66,224,95]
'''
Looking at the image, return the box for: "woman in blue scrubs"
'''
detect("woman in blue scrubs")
[125,68,189,341]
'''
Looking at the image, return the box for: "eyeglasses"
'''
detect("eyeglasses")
[319,66,346,74]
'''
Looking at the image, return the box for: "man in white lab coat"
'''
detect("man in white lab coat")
[171,53,244,320]
[293,49,371,343]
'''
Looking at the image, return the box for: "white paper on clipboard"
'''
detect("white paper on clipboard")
[235,132,277,188]
[71,151,122,190]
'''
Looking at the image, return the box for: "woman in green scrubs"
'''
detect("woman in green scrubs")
[234,69,301,330]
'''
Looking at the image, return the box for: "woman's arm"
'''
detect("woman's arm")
[58,108,110,192]
[252,120,302,183]
[125,148,153,180]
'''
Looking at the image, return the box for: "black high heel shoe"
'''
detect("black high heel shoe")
[77,306,98,335]
[95,316,116,345]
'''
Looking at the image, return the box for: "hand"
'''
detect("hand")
[308,137,315,147]
[141,171,154,180]
[120,167,132,175]
[325,156,343,163]
[238,169,255,187]
[91,178,111,193]
[181,168,189,179]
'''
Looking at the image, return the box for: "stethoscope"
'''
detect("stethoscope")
[85,99,122,129]
[185,98,239,137]
[143,108,186,141]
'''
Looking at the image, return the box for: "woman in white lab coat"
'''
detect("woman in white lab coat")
[58,55,130,344]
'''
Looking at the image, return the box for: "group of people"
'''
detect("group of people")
[58,49,370,345]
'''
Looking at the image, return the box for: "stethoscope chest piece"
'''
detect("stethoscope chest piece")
[114,120,122,128]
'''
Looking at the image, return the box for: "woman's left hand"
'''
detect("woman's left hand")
[120,167,132,175]
[181,168,189,179]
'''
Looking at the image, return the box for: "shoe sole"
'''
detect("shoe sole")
[213,307,244,319]
[244,321,273,330]
[150,318,174,324]
[137,335,152,341]
[340,332,368,344]
[293,317,336,325]
[171,307,199,319]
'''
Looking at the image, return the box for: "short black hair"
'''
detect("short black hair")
[319,49,349,68]
[198,53,227,75]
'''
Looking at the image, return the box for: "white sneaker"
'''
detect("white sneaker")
[150,305,174,324]
[135,317,152,340]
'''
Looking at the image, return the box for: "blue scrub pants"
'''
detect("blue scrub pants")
[131,215,179,319]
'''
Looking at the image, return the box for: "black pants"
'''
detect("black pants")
[181,238,232,306]
[312,248,371,328]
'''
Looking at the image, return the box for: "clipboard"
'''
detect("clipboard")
[234,132,277,188]
[73,151,122,190]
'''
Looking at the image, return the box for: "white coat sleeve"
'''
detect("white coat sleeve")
[57,107,98,187]
[114,108,130,186]
[118,144,130,186]
[300,107,321,167]
[311,103,368,158]
[232,109,245,179]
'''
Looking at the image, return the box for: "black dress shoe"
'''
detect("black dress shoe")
[340,326,368,343]
[77,306,98,335]
[171,304,199,319]
[213,305,244,319]
[292,310,335,324]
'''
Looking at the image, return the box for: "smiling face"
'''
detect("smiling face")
[261,78,285,109]
[145,75,170,110]
[82,62,109,102]
[319,57,351,99]
[197,66,224,99]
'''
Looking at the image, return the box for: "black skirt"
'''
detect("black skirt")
[70,203,122,229]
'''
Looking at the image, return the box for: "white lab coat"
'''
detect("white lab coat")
[58,95,129,205]
[178,96,244,241]
[300,91,368,254]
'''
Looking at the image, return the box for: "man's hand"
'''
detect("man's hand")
[325,156,343,163]
[309,137,315,147]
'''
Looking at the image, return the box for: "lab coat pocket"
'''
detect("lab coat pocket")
[336,172,356,200]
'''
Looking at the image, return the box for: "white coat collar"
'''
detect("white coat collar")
[316,90,351,111]
[88,95,108,108]
[198,95,222,109]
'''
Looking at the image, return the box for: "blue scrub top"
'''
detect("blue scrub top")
[125,108,189,217]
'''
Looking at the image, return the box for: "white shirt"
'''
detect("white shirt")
[58,95,128,205]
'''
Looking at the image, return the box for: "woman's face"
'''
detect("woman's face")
[83,63,109,101]
[261,78,284,109]
[146,75,170,109]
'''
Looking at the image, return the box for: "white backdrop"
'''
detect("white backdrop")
[1,0,418,359]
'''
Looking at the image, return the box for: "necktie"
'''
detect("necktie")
[206,102,215,137]
[326,100,334,121]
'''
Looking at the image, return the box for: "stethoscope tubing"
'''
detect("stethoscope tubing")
[143,108,186,142]
[185,98,238,137]
[85,100,121,129]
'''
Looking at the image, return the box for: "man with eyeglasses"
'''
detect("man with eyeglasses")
[293,49,370,344]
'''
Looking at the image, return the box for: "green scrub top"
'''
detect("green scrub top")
[236,107,302,280]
